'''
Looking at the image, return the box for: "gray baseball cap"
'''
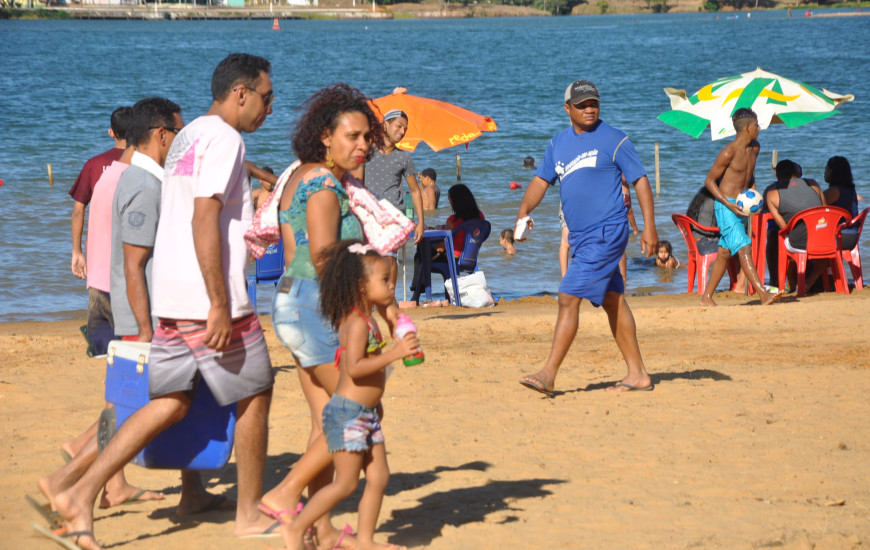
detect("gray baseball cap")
[564,80,600,104]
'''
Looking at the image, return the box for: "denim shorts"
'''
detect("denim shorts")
[322,393,385,453]
[271,275,338,368]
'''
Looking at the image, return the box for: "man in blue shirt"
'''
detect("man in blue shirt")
[515,80,658,396]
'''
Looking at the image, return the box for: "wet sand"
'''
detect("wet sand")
[3,289,869,549]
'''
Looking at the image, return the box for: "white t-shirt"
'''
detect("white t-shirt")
[151,115,254,320]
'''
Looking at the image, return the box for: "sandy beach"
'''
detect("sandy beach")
[3,289,869,550]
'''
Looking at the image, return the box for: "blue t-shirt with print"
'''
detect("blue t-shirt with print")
[535,120,646,233]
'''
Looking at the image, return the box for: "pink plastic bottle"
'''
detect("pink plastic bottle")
[394,314,425,366]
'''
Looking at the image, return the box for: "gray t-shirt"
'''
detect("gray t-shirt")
[110,163,161,336]
[365,148,416,208]
[778,178,822,249]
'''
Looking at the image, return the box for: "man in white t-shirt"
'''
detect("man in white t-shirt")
[56,54,277,547]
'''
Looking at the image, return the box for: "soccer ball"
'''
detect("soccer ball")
[736,189,763,215]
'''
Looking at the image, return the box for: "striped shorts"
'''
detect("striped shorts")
[148,314,273,407]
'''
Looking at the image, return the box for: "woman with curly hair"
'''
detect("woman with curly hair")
[262,83,384,550]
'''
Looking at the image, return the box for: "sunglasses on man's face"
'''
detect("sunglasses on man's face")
[149,126,181,134]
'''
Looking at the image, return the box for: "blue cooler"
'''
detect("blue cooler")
[103,340,236,470]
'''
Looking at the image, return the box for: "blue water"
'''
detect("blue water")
[1,12,868,321]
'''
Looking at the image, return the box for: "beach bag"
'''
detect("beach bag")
[444,271,495,308]
[244,160,301,259]
[346,184,416,256]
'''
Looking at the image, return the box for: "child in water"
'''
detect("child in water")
[655,240,681,269]
[272,240,417,550]
[499,229,516,255]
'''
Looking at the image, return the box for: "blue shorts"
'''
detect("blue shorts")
[271,275,338,368]
[323,394,385,453]
[559,222,628,306]
[713,198,752,255]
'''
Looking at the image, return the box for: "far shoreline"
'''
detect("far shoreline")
[3,2,869,21]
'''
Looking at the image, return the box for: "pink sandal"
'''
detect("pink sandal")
[257,501,304,524]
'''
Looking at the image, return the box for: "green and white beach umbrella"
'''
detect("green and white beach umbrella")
[657,67,854,141]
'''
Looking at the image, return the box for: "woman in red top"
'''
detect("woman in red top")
[411,184,485,294]
[443,183,485,257]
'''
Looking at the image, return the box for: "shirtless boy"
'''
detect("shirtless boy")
[700,108,782,306]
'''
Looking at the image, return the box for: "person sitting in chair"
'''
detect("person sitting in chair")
[767,176,825,290]
[412,184,485,291]
[439,184,485,258]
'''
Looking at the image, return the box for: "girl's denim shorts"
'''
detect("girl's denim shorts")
[270,275,339,368]
[322,393,384,453]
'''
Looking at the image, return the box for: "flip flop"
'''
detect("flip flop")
[609,382,654,392]
[519,375,554,397]
[33,522,97,550]
[331,524,356,550]
[96,407,115,452]
[26,495,62,530]
[257,501,303,524]
[238,520,283,539]
[60,449,72,464]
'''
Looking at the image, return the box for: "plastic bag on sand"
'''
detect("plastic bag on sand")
[444,271,495,308]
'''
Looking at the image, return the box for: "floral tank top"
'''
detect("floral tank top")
[278,167,364,281]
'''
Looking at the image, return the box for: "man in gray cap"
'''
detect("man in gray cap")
[515,79,659,396]
[363,108,426,292]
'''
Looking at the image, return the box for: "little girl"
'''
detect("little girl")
[655,240,681,269]
[275,239,417,550]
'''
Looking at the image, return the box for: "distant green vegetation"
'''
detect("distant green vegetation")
[0,6,71,18]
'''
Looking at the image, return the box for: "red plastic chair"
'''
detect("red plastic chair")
[671,214,738,295]
[837,207,868,291]
[750,211,773,293]
[777,206,851,296]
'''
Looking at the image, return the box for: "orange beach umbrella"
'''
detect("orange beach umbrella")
[369,90,497,152]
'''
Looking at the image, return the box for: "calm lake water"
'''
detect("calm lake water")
[1,12,868,321]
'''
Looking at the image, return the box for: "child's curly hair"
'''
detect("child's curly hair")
[318,239,383,329]
[291,83,384,164]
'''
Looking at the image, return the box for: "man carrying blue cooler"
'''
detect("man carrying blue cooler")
[54,54,278,549]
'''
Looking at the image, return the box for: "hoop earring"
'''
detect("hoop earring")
[325,147,335,169]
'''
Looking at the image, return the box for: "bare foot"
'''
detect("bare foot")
[177,492,235,517]
[761,290,784,306]
[99,485,164,509]
[37,475,60,511]
[55,491,103,550]
[518,371,555,397]
[699,295,717,307]
[264,521,308,550]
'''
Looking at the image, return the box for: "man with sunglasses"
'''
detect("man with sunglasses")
[515,80,658,397]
